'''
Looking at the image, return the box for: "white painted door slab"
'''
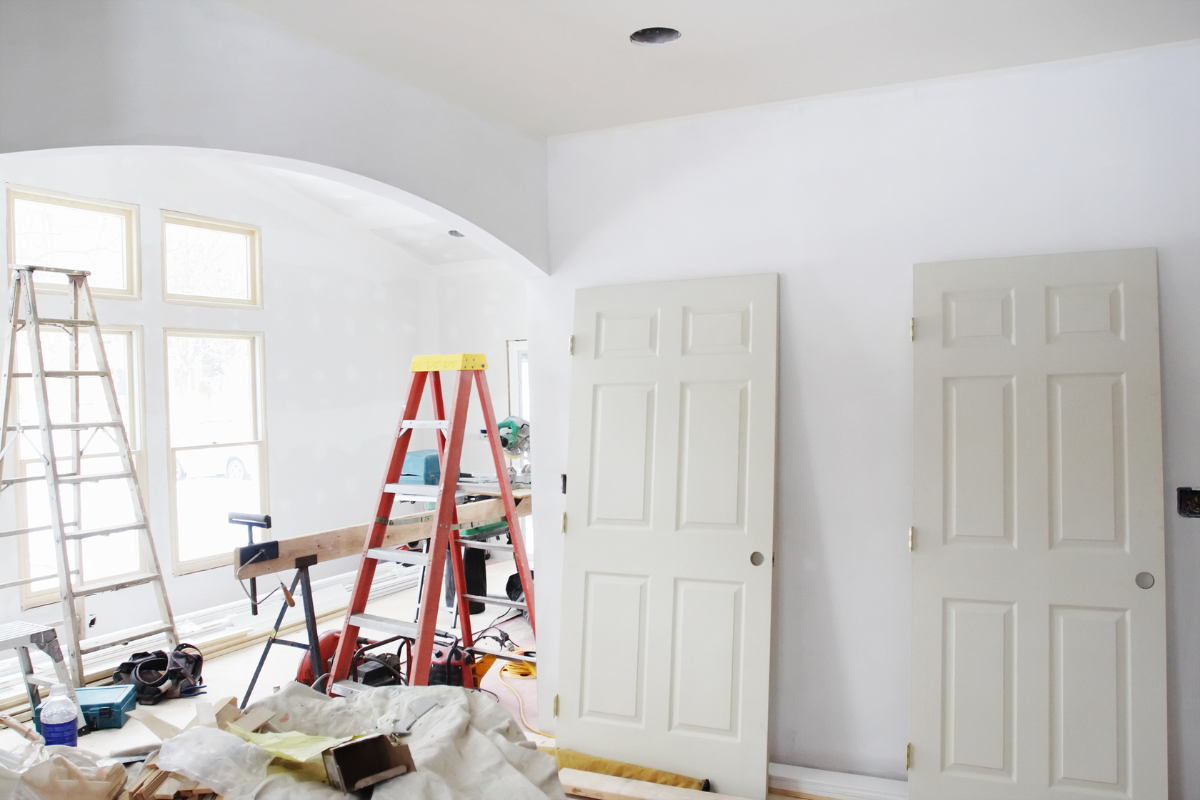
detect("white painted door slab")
[558,274,778,799]
[911,249,1167,799]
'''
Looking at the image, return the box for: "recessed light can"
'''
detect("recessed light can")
[630,27,680,45]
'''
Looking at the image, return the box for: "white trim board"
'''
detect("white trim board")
[769,764,907,800]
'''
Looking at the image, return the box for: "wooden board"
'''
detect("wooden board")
[560,769,749,800]
[234,496,531,579]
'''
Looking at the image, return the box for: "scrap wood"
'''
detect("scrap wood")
[192,701,217,729]
[227,707,275,734]
[153,776,181,800]
[559,768,750,800]
[127,709,183,741]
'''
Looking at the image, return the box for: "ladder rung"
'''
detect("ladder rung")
[0,524,52,538]
[72,572,161,598]
[58,471,135,484]
[11,371,109,378]
[6,422,122,432]
[400,420,450,430]
[451,516,506,531]
[64,522,146,541]
[349,613,419,638]
[0,573,61,591]
[466,646,536,665]
[1,475,46,486]
[79,623,174,655]
[462,594,527,610]
[458,539,514,553]
[367,547,429,566]
[37,318,97,327]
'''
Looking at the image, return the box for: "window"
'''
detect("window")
[166,330,268,573]
[506,339,530,472]
[6,186,139,299]
[162,212,261,308]
[14,327,147,608]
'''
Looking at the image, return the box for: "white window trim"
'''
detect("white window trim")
[6,184,141,300]
[16,325,149,609]
[161,211,263,309]
[164,328,270,575]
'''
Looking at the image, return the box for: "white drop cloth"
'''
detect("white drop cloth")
[244,682,565,800]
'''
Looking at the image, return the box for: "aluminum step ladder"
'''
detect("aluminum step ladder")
[326,353,535,691]
[0,265,177,687]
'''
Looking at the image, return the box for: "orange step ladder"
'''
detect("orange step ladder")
[325,353,536,692]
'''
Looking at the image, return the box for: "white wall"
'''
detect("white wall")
[0,151,527,645]
[0,0,548,273]
[533,42,1200,794]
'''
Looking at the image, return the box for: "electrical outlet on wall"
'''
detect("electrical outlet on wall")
[1178,487,1200,517]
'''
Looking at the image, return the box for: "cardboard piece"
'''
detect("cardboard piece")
[321,734,416,792]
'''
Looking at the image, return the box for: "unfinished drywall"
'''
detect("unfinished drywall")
[534,42,1200,793]
[0,150,527,656]
[0,0,548,273]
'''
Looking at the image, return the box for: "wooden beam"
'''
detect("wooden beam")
[233,496,531,579]
[559,769,749,800]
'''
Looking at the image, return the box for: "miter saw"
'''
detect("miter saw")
[497,415,531,489]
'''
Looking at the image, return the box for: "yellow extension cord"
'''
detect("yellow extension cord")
[497,653,551,738]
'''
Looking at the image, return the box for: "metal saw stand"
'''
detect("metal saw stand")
[0,621,83,726]
[239,553,324,709]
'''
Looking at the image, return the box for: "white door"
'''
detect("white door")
[911,249,1167,799]
[558,274,778,798]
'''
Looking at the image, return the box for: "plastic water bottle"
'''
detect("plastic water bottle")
[39,683,79,746]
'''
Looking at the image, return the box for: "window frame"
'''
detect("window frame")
[164,328,270,575]
[16,325,149,609]
[161,211,263,309]
[6,185,141,300]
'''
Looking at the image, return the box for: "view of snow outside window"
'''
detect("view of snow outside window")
[167,333,265,566]
[12,195,130,292]
[18,329,142,599]
[164,220,253,302]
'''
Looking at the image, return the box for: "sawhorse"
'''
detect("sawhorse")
[240,554,323,708]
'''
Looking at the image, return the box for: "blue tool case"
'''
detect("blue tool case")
[34,684,136,732]
[398,449,441,485]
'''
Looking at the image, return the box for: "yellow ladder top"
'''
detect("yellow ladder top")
[410,353,488,372]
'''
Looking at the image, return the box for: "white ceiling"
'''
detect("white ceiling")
[227,0,1200,137]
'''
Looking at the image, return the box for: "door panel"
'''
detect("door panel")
[912,249,1166,799]
[560,274,778,799]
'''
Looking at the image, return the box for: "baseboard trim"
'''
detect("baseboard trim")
[768,764,908,800]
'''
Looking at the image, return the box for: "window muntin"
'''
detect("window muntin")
[162,213,261,308]
[7,186,139,298]
[165,330,268,573]
[14,327,147,608]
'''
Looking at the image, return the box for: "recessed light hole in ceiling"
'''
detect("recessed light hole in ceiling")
[630,27,680,46]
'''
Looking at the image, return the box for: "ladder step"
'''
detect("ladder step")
[37,318,97,327]
[14,265,89,276]
[1,475,47,486]
[466,646,536,665]
[349,613,419,638]
[462,594,527,610]
[11,371,109,378]
[72,572,162,598]
[79,623,174,655]
[400,420,450,430]
[58,471,135,484]
[6,422,122,432]
[0,523,53,539]
[64,522,146,541]
[367,547,429,566]
[458,539,514,553]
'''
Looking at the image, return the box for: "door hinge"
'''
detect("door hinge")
[910,317,915,341]
[561,473,567,494]
[568,335,575,355]
[906,743,913,770]
[908,526,914,551]
[561,512,567,533]
[553,695,559,717]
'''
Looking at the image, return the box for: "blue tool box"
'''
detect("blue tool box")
[398,449,440,485]
[34,684,136,732]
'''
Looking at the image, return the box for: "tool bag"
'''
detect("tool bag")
[112,644,204,705]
